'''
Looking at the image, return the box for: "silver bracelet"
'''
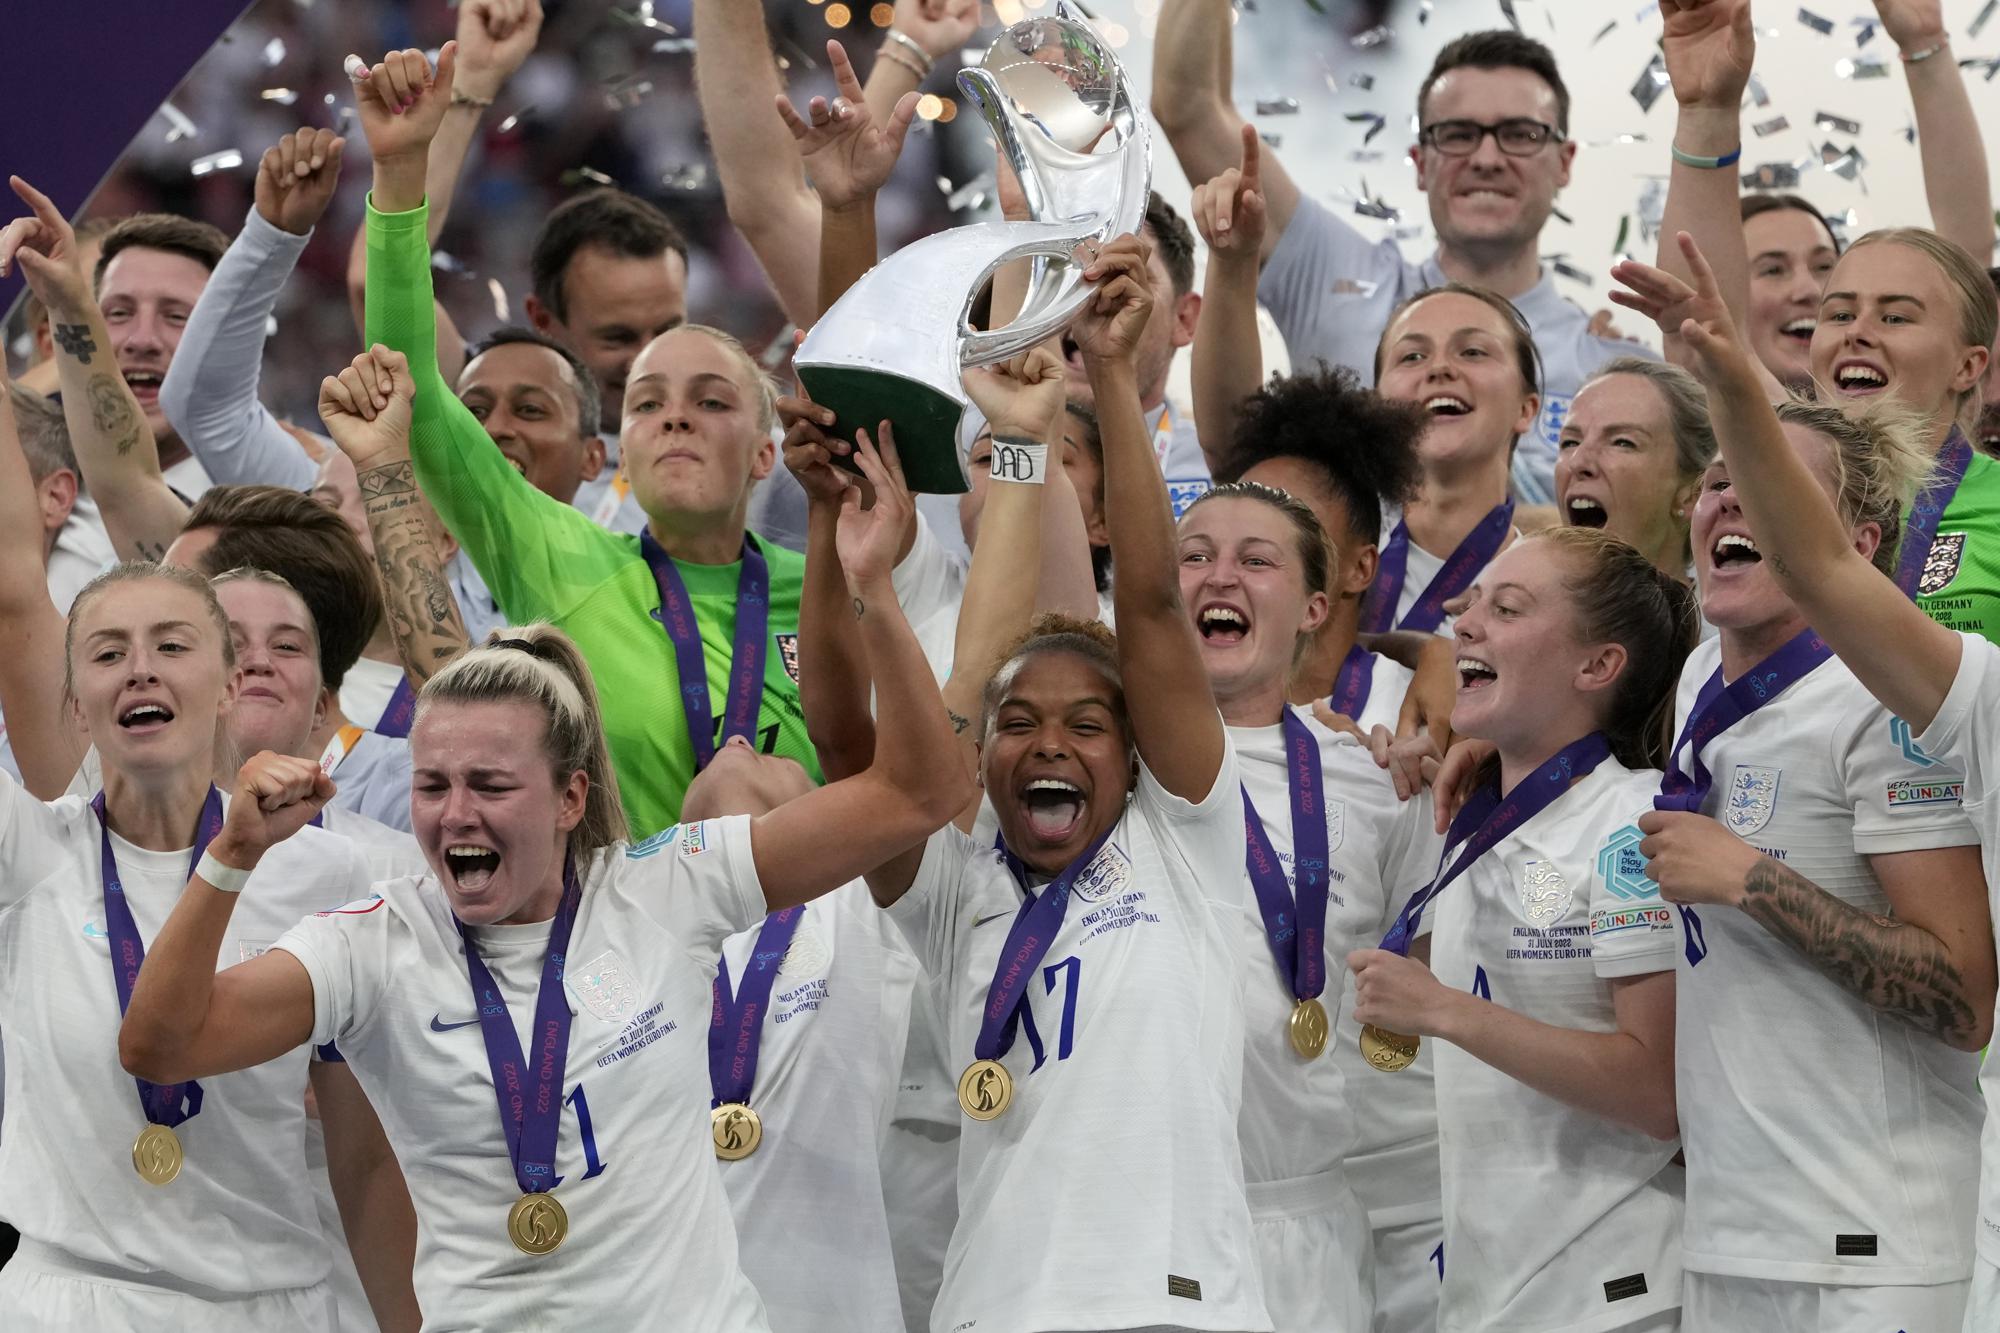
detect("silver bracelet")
[883,28,936,77]
[878,44,929,81]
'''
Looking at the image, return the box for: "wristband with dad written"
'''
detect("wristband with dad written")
[988,435,1050,485]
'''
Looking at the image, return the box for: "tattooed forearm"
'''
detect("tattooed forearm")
[52,324,95,364]
[947,708,971,735]
[356,460,469,685]
[852,596,865,621]
[1739,857,1979,1047]
[132,539,167,563]
[86,375,144,455]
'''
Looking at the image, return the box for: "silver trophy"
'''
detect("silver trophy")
[794,7,1152,493]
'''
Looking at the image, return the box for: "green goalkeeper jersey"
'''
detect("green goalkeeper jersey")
[365,199,821,838]
[1916,449,2000,646]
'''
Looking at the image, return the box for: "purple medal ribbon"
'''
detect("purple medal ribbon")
[1241,710,1331,1005]
[640,531,770,770]
[1379,731,1611,955]
[709,906,806,1108]
[375,676,417,739]
[1361,500,1514,635]
[458,853,582,1199]
[1326,643,1376,722]
[1894,426,1973,599]
[1653,628,1830,965]
[93,787,224,1129]
[975,827,1117,1063]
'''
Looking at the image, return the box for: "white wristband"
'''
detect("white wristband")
[988,436,1049,485]
[196,849,253,894]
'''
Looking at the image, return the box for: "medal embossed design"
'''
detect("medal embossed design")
[711,1103,763,1160]
[132,1123,184,1186]
[1288,997,1330,1060]
[1359,1023,1419,1073]
[508,1192,569,1255]
[957,1059,1013,1120]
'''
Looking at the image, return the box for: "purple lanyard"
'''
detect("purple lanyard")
[1241,710,1330,1004]
[1379,731,1610,955]
[1654,629,1829,967]
[976,827,1117,1063]
[640,531,770,770]
[1362,500,1514,635]
[375,676,417,739]
[709,906,806,1108]
[92,787,223,1129]
[458,854,582,1198]
[1895,426,1973,600]
[1326,643,1376,721]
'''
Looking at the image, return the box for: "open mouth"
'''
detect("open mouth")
[118,701,175,731]
[1711,533,1762,569]
[1833,360,1888,395]
[1196,603,1250,645]
[1564,496,1608,529]
[1424,395,1472,418]
[1780,317,1816,346]
[1457,657,1497,691]
[1018,778,1085,843]
[122,369,163,399]
[445,844,502,892]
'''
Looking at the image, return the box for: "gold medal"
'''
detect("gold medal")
[132,1123,183,1186]
[507,1191,568,1255]
[1288,997,1330,1060]
[1359,1024,1420,1073]
[957,1059,1013,1120]
[711,1103,763,1161]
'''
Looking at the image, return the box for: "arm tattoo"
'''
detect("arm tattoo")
[86,375,144,455]
[132,539,167,563]
[1738,857,1979,1046]
[852,596,865,620]
[52,323,95,363]
[947,708,971,735]
[356,460,469,686]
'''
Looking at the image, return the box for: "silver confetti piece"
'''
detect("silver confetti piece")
[1350,73,1374,91]
[489,278,509,324]
[946,172,995,211]
[1746,74,1771,108]
[1592,20,1616,44]
[661,163,709,190]
[1417,0,1432,24]
[1255,97,1300,116]
[432,251,473,276]
[1852,20,1876,48]
[1345,111,1387,144]
[1613,214,1630,255]
[263,37,286,66]
[1545,253,1592,286]
[189,149,243,177]
[652,38,696,54]
[1814,111,1860,135]
[261,88,300,106]
[759,325,798,371]
[1348,151,1383,163]
[1975,0,1998,39]
[604,77,654,110]
[1637,177,1666,240]
[159,102,197,144]
[566,167,617,187]
[1630,53,1668,113]
[1498,0,1520,32]
[1353,179,1397,221]
[331,106,356,138]
[1836,56,1890,79]
[1753,115,1789,136]
[1584,132,1648,147]
[1260,133,1283,148]
[1797,7,1833,36]
[1350,25,1393,49]
[1551,205,1572,225]
[612,1,676,32]
[497,106,534,134]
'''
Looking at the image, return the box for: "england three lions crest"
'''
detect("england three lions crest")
[1518,860,1572,923]
[1919,532,1966,598]
[1724,764,1781,836]
[774,633,801,684]
[569,950,638,1023]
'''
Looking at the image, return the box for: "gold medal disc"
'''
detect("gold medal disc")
[507,1192,569,1256]
[1288,997,1330,1060]
[711,1103,763,1161]
[957,1059,1013,1121]
[1359,1024,1420,1073]
[132,1123,184,1186]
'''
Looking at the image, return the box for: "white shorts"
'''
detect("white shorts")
[0,1240,337,1333]
[1250,1171,1373,1332]
[1685,1270,1968,1333]
[1964,1254,2000,1333]
[1369,1211,1443,1333]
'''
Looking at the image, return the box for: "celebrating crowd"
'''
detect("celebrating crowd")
[3,0,2000,1330]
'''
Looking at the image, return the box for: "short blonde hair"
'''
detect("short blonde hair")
[1774,395,1937,577]
[1843,228,1997,406]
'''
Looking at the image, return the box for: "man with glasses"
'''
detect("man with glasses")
[1154,22,1654,503]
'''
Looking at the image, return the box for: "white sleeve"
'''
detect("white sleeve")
[1836,684,1981,855]
[1134,736,1251,910]
[1914,632,1998,803]
[1587,809,1677,979]
[271,893,397,1050]
[889,511,968,681]
[618,816,768,964]
[0,776,81,920]
[884,824,986,984]
[1381,791,1445,933]
[1254,194,1416,375]
[156,208,318,492]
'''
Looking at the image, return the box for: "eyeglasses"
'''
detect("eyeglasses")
[1419,118,1564,157]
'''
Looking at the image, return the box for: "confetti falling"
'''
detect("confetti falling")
[1350,25,1392,49]
[944,172,994,211]
[488,278,509,324]
[1255,97,1300,116]
[1349,73,1374,91]
[1746,74,1771,108]
[1814,111,1861,136]
[160,102,197,144]
[662,164,709,190]
[1345,111,1387,145]
[189,149,244,177]
[496,106,534,134]
[1753,115,1790,136]
[565,167,617,187]
[1497,0,1520,32]
[1797,7,1834,36]
[262,36,286,66]
[1835,56,1890,79]
[1630,53,1667,113]
[261,88,300,106]
[1975,0,1999,40]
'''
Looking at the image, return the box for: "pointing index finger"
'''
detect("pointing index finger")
[1239,121,1261,193]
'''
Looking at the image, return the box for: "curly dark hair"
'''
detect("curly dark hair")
[1216,365,1427,548]
[979,612,1123,735]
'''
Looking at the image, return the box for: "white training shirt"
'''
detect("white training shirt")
[1672,638,1982,1285]
[1427,757,1683,1333]
[1378,502,1517,640]
[715,882,915,1333]
[888,747,1270,1333]
[892,510,970,686]
[0,777,373,1293]
[1229,713,1440,1191]
[325,730,415,834]
[275,819,773,1333]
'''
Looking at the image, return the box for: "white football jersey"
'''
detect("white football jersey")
[325,730,414,834]
[1355,650,1415,739]
[275,818,773,1333]
[1673,637,1981,1285]
[1378,502,1516,639]
[891,511,969,686]
[888,749,1271,1333]
[0,778,373,1293]
[1911,633,2000,1281]
[715,883,916,1333]
[1427,758,1683,1333]
[1229,713,1440,1188]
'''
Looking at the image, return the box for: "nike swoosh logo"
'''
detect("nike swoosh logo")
[973,912,1012,929]
[82,922,108,940]
[430,1014,480,1033]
